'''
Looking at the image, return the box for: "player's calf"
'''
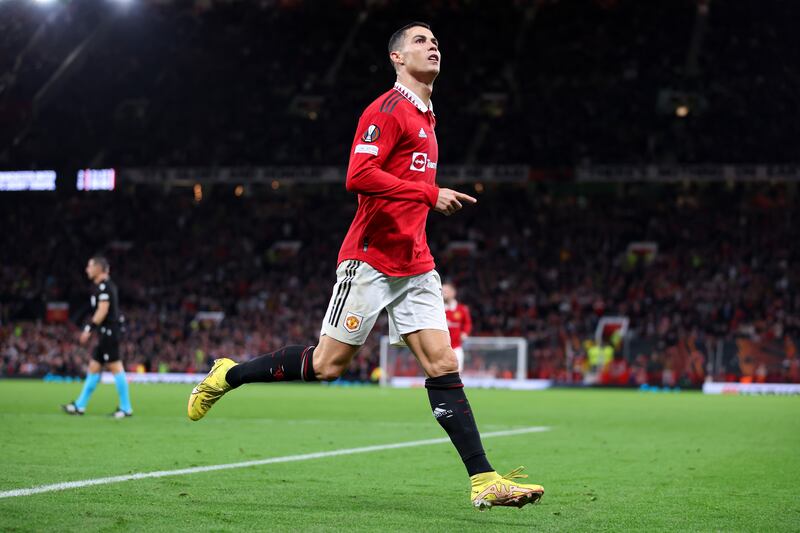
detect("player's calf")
[425,372,493,476]
[224,345,318,386]
[189,345,324,421]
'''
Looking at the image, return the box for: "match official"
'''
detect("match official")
[62,255,133,418]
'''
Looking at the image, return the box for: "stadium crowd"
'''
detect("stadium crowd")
[0,0,796,168]
[1,0,797,386]
[2,183,798,386]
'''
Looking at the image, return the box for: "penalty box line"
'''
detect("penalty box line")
[0,426,550,499]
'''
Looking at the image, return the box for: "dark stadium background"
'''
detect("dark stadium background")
[1,0,798,388]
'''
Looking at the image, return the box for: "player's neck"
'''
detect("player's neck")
[396,74,433,107]
[94,273,109,284]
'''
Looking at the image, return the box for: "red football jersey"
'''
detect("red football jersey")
[338,82,440,276]
[445,301,472,349]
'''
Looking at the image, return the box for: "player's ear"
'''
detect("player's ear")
[389,50,404,68]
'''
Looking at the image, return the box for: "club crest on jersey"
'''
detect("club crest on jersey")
[361,124,380,143]
[410,152,428,172]
[418,128,427,138]
[343,311,363,333]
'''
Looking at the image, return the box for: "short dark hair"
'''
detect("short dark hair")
[388,21,432,57]
[90,255,110,272]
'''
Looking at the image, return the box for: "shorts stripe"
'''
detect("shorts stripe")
[331,261,360,327]
[331,261,358,326]
[327,261,350,325]
[328,261,356,326]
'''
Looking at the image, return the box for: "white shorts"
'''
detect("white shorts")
[320,260,448,346]
[453,346,464,372]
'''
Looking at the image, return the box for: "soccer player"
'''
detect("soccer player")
[188,22,544,510]
[62,256,133,418]
[443,282,472,372]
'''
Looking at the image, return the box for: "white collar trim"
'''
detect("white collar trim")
[393,81,434,114]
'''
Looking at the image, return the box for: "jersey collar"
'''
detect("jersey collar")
[393,81,434,115]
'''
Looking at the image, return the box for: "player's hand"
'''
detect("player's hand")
[79,331,91,345]
[434,188,477,216]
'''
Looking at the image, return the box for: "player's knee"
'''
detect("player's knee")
[427,346,459,377]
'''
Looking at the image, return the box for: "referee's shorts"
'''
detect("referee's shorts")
[92,328,120,364]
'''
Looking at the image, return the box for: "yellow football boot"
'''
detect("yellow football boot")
[470,467,544,511]
[187,358,237,421]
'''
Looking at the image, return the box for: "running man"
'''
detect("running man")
[188,22,543,510]
[62,255,133,418]
[443,281,472,372]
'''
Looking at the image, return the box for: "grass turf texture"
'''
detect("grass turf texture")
[0,381,798,532]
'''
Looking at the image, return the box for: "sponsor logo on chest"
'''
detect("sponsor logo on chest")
[410,152,437,172]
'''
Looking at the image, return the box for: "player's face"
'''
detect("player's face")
[399,27,440,79]
[85,260,100,281]
[442,284,455,302]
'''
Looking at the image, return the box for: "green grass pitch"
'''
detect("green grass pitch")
[0,380,798,532]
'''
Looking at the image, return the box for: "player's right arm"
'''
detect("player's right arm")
[346,111,439,205]
[91,300,110,326]
[80,289,110,344]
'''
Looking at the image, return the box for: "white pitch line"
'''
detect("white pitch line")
[0,426,549,499]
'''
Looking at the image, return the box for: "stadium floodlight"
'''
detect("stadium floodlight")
[33,0,58,5]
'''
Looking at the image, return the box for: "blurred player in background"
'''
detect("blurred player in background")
[188,21,543,510]
[443,282,472,372]
[62,256,133,418]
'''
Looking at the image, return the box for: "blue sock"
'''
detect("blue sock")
[75,373,100,410]
[113,372,132,413]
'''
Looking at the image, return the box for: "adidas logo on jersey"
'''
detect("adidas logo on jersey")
[418,128,427,138]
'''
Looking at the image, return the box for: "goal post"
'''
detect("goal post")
[378,335,551,390]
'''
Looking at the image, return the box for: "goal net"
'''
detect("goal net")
[379,336,549,390]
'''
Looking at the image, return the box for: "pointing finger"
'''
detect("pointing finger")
[455,192,477,204]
